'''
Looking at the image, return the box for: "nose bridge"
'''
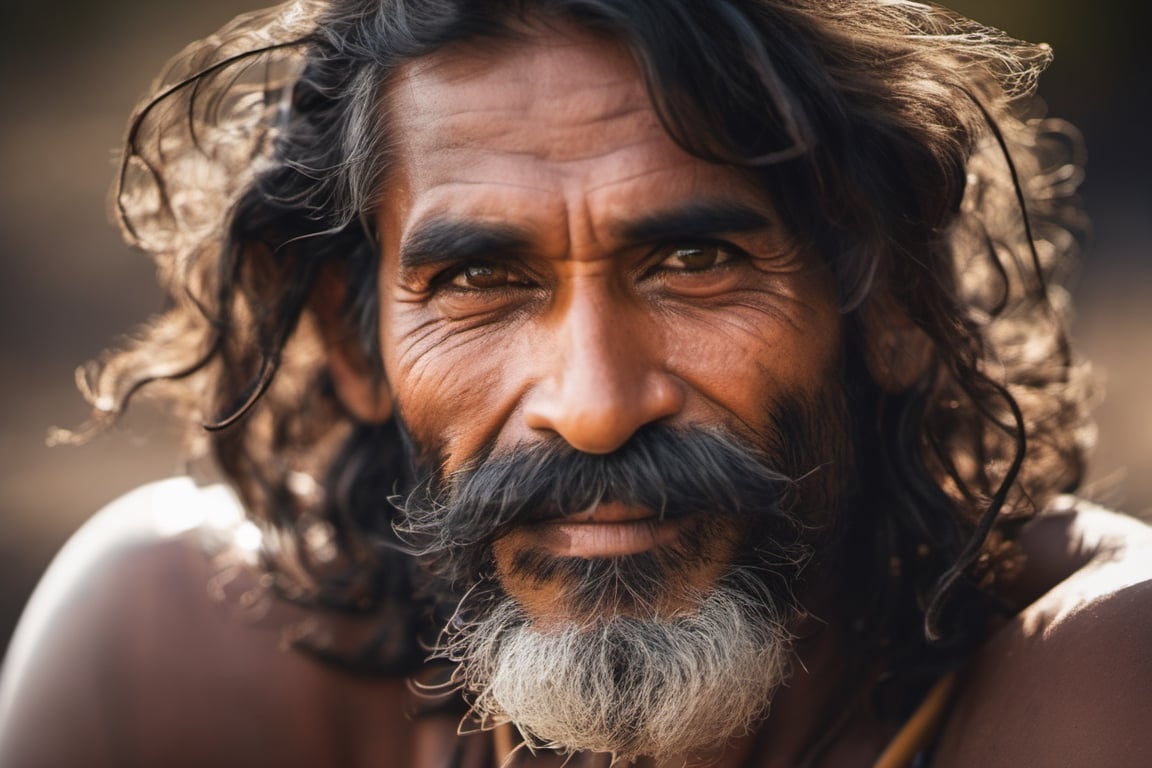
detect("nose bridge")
[523,275,683,453]
[562,280,634,400]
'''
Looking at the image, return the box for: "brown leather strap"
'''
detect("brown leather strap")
[872,671,959,768]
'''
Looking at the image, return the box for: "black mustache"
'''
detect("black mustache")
[393,425,798,584]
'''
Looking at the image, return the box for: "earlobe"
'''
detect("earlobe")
[312,265,392,423]
[862,294,935,393]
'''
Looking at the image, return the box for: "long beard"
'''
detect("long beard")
[396,393,853,761]
[440,569,794,763]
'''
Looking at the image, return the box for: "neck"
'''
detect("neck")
[654,577,887,768]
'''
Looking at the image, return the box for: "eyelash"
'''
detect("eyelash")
[426,239,749,294]
[430,262,535,294]
[644,240,749,276]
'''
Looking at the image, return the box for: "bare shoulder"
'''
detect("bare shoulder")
[0,478,246,720]
[0,478,250,700]
[936,500,1152,767]
[0,479,409,768]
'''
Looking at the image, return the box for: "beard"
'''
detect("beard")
[394,394,853,762]
[443,573,794,761]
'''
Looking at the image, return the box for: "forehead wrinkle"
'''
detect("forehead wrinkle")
[578,157,696,199]
[414,107,660,166]
[392,33,655,160]
[413,176,560,197]
[407,83,644,133]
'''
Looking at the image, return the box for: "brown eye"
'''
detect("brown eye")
[661,245,731,271]
[451,264,515,289]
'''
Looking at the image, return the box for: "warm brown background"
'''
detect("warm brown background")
[1,0,1149,659]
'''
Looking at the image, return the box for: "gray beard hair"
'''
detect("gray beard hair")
[441,573,796,763]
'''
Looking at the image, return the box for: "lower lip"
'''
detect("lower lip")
[538,517,683,558]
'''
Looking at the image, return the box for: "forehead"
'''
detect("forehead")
[394,28,647,157]
[379,26,772,248]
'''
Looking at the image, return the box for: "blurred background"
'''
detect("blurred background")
[1,0,1149,659]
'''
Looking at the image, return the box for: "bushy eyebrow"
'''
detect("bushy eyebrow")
[396,200,772,270]
[614,200,772,243]
[398,217,534,270]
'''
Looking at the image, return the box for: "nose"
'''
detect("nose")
[522,286,684,454]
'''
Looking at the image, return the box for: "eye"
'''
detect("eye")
[657,244,739,272]
[447,263,530,290]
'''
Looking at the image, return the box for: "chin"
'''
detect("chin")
[403,423,834,758]
[440,565,797,763]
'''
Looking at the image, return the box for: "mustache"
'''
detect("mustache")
[392,425,800,584]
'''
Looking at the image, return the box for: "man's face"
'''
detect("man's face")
[368,25,849,759]
[375,26,843,614]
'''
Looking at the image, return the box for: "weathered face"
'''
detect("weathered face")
[373,27,844,621]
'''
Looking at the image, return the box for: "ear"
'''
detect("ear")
[312,264,392,423]
[860,292,935,393]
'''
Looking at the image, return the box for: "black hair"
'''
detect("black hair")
[75,0,1089,697]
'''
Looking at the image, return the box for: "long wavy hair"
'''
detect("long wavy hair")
[73,0,1090,695]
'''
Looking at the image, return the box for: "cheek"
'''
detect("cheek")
[382,307,532,469]
[661,289,842,436]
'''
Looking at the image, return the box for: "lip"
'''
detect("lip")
[534,501,682,557]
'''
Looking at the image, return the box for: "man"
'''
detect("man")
[2,0,1150,765]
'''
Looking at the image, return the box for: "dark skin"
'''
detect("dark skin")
[372,28,842,627]
[3,27,1151,768]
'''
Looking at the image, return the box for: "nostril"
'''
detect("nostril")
[522,370,684,454]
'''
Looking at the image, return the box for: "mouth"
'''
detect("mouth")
[528,501,685,558]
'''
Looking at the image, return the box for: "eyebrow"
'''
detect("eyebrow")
[398,217,535,270]
[396,200,773,270]
[615,200,773,243]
